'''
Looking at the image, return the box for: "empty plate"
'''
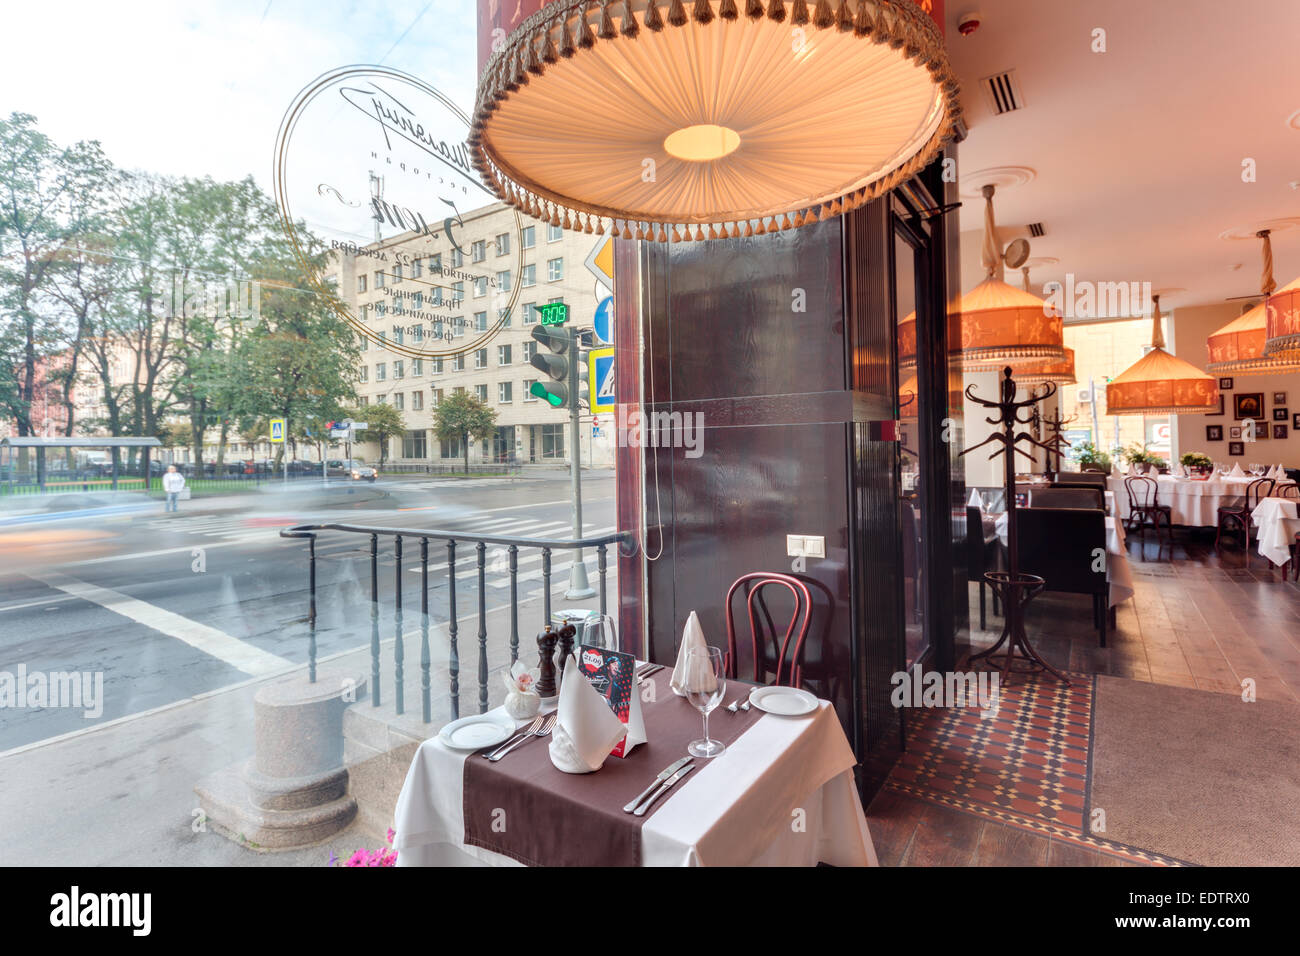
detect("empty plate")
[438,714,516,751]
[748,686,818,717]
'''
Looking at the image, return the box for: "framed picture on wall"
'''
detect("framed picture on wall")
[1208,394,1225,416]
[1255,425,1271,441]
[1206,424,1224,441]
[1273,391,1287,404]
[1293,413,1300,430]
[1272,407,1288,421]
[1274,424,1288,440]
[1229,441,1245,456]
[1234,392,1264,419]
[1230,426,1242,439]
[1220,377,1235,390]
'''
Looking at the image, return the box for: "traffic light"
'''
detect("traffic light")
[529,325,570,408]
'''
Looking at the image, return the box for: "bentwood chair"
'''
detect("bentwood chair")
[1124,475,1172,550]
[724,572,813,689]
[1015,507,1111,645]
[1216,477,1276,566]
[1030,486,1106,510]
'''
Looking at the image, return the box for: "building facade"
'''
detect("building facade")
[326,201,614,469]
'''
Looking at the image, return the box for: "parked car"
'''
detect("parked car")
[350,462,377,482]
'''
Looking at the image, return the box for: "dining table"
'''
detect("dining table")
[1251,497,1300,570]
[993,509,1135,607]
[1108,473,1297,527]
[391,665,878,867]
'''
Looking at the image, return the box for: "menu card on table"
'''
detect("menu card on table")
[577,644,645,757]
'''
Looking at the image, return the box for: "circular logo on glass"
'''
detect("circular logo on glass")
[273,65,523,359]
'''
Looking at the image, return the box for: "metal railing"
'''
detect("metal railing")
[280,522,631,722]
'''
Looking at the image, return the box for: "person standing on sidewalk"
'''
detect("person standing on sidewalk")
[163,465,186,513]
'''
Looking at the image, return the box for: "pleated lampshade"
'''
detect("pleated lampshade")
[1106,296,1219,415]
[959,277,1066,372]
[897,306,964,370]
[1264,275,1300,361]
[470,0,963,240]
[1013,347,1077,387]
[1210,229,1300,373]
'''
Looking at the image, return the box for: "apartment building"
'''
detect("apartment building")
[326,201,614,468]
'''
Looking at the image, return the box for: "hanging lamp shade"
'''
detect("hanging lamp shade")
[1208,230,1300,373]
[470,0,963,240]
[1106,295,1219,415]
[1014,347,1077,387]
[897,306,964,370]
[1264,274,1300,360]
[959,185,1065,371]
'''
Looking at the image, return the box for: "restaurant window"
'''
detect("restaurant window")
[471,239,486,263]
[357,275,367,293]
[497,344,511,365]
[547,258,563,281]
[521,225,535,249]
[375,362,386,382]
[495,233,509,256]
[540,423,565,458]
[475,384,488,402]
[547,223,563,242]
[498,382,512,404]
[474,348,487,370]
[402,429,427,459]
[411,390,424,411]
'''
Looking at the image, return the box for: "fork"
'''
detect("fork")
[482,715,543,760]
[487,713,557,762]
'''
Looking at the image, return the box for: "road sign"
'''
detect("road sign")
[589,347,615,414]
[270,418,285,443]
[593,295,613,345]
[537,302,569,326]
[585,236,613,291]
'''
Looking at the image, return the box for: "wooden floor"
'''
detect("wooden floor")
[866,526,1300,866]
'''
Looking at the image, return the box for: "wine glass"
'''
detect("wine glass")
[685,646,726,759]
[581,613,615,650]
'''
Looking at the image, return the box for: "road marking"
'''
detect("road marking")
[30,571,291,676]
[0,594,82,614]
[54,538,288,568]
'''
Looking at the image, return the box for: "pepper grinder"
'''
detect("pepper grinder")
[555,623,576,693]
[536,626,558,699]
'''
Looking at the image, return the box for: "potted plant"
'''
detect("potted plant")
[1072,440,1112,473]
[1179,451,1214,478]
[1121,442,1165,474]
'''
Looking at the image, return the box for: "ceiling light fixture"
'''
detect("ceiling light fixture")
[1207,230,1300,374]
[1106,295,1219,415]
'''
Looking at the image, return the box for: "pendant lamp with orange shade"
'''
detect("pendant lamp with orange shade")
[1207,230,1300,374]
[1106,295,1219,415]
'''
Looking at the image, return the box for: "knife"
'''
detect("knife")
[622,757,692,813]
[633,764,695,817]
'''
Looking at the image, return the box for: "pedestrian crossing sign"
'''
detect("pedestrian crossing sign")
[270,418,285,443]
[589,347,615,414]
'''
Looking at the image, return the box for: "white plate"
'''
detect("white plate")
[437,714,516,751]
[748,686,818,717]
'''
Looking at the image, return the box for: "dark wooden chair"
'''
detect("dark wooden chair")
[1014,507,1110,645]
[1080,464,1110,474]
[1031,486,1105,510]
[1055,470,1108,488]
[1124,475,1172,549]
[724,572,813,689]
[965,505,1001,630]
[1216,477,1275,566]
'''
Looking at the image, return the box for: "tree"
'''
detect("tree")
[432,391,497,473]
[343,401,405,464]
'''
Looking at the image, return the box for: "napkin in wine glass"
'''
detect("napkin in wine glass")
[1230,462,1245,478]
[549,655,628,774]
[670,611,718,697]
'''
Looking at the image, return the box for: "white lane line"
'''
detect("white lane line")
[30,570,291,676]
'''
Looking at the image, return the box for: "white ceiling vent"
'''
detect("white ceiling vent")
[979,70,1025,115]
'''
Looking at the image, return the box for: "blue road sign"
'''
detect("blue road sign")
[590,348,615,414]
[594,295,613,345]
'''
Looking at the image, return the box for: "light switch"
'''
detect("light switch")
[786,534,804,557]
[803,536,826,559]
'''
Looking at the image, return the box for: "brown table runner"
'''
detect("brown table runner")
[463,668,763,867]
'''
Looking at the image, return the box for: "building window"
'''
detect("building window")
[521,264,536,287]
[521,225,535,249]
[475,311,488,331]
[473,276,487,297]
[523,378,537,401]
[411,358,423,377]
[393,392,404,411]
[431,286,442,306]
[393,263,403,283]
[495,233,510,256]
[471,239,486,263]
[496,269,511,292]
[376,302,387,317]
[453,353,465,371]
[402,429,427,458]
[522,341,537,363]
[358,395,369,407]
[413,291,423,309]
[547,223,563,242]
[411,258,422,279]
[360,331,369,349]
[498,382,513,404]
[440,437,462,460]
[497,344,511,365]
[450,247,463,269]
[540,423,565,458]
[357,275,367,293]
[430,253,442,272]
[474,347,488,369]
[412,390,424,411]
[498,307,511,327]
[522,302,537,324]
[452,281,464,302]
[376,394,387,404]
[547,258,563,281]
[375,362,387,382]
[393,360,404,379]
[375,270,385,288]
[433,388,444,407]
[360,366,368,382]
[431,356,443,374]
[475,384,488,402]
[393,327,404,344]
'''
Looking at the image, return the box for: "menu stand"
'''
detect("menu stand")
[961,368,1070,685]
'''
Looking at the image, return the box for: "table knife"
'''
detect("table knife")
[622,757,692,813]
[633,764,695,817]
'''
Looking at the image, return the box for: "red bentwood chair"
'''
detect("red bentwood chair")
[724,572,813,689]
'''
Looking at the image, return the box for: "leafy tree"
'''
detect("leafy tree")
[343,401,405,464]
[432,391,497,473]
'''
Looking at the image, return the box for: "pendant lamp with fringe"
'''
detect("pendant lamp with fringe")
[1106,295,1219,415]
[1207,230,1300,375]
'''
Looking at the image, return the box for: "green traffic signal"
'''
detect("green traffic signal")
[530,381,566,407]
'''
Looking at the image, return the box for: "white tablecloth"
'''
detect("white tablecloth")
[392,694,878,867]
[1108,475,1297,527]
[994,512,1134,607]
[1251,498,1300,568]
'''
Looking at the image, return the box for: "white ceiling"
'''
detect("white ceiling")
[943,0,1300,320]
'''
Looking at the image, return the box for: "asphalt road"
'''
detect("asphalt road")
[0,470,616,752]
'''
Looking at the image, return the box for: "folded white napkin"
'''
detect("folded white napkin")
[1230,463,1245,478]
[1111,461,1122,477]
[967,489,983,510]
[671,611,715,697]
[549,656,628,774]
[1275,464,1286,479]
[1126,462,1137,477]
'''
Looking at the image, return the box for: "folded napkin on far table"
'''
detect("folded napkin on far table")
[1230,463,1245,478]
[1126,462,1137,477]
[967,489,984,510]
[549,656,628,774]
[671,611,718,697]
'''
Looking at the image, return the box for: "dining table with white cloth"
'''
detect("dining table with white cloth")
[391,681,878,867]
[994,510,1135,607]
[1251,498,1300,569]
[1108,474,1297,527]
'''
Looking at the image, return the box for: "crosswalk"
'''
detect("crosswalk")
[142,514,279,542]
[408,476,541,490]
